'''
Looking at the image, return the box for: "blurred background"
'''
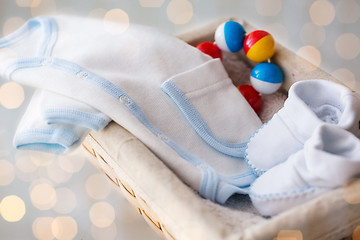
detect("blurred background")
[0,0,359,239]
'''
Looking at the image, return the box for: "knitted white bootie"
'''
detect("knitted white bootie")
[249,124,360,216]
[246,79,360,176]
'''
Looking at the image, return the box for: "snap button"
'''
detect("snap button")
[119,95,131,105]
[76,71,88,79]
[157,133,168,141]
[197,163,208,170]
[41,58,53,66]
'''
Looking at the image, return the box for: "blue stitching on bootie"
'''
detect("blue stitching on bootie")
[244,122,269,176]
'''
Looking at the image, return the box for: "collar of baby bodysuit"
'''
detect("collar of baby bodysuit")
[0,16,58,78]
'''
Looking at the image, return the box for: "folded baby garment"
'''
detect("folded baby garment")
[1,16,262,203]
[13,90,89,154]
[246,79,360,176]
[39,90,111,131]
[250,124,360,216]
[13,89,111,154]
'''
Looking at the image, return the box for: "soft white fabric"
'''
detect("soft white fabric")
[39,90,111,131]
[245,79,360,175]
[13,90,90,154]
[0,15,262,203]
[249,124,360,216]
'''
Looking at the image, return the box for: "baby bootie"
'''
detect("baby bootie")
[249,124,360,216]
[246,79,360,176]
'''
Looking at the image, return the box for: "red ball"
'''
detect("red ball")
[196,42,223,60]
[238,84,262,113]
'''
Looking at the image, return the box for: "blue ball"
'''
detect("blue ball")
[215,21,246,53]
[250,63,283,94]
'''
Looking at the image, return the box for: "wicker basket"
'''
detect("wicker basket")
[81,19,360,240]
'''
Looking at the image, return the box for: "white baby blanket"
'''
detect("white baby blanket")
[0,15,262,203]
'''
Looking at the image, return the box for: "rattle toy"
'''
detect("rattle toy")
[196,42,223,60]
[213,21,282,96]
[250,62,283,94]
[243,30,275,63]
[214,21,246,53]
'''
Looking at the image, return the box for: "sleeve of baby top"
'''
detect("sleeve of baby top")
[13,90,90,154]
[0,15,262,203]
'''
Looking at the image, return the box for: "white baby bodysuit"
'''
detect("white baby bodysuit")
[0,15,262,203]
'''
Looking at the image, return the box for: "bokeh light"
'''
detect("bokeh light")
[336,0,360,24]
[296,45,322,69]
[0,82,25,109]
[336,33,360,60]
[103,9,130,35]
[15,151,39,173]
[0,195,26,222]
[89,201,115,228]
[88,8,107,19]
[300,23,326,47]
[32,217,54,240]
[47,159,72,184]
[0,159,15,186]
[58,150,86,173]
[53,188,77,214]
[16,0,33,7]
[309,0,335,26]
[255,0,281,17]
[86,173,112,200]
[332,68,356,89]
[167,0,193,24]
[15,154,40,182]
[31,0,57,17]
[51,216,78,240]
[30,182,56,210]
[2,17,25,36]
[139,0,165,8]
[30,151,55,167]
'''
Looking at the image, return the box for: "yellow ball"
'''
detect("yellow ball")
[243,30,275,62]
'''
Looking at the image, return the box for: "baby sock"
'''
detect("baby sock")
[249,124,360,216]
[245,79,360,176]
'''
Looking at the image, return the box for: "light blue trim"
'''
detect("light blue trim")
[249,185,317,200]
[37,16,58,57]
[0,16,57,58]
[44,108,109,131]
[161,79,248,158]
[13,128,80,154]
[0,18,40,47]
[244,122,268,176]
